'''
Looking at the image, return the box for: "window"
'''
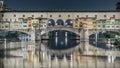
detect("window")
[93,25,96,27]
[41,15,43,17]
[93,22,96,24]
[98,25,100,27]
[112,26,114,28]
[75,19,78,21]
[59,15,61,17]
[112,22,114,24]
[23,25,27,27]
[23,15,25,17]
[29,25,31,27]
[95,15,97,18]
[68,15,70,17]
[104,15,106,17]
[116,26,119,28]
[49,15,52,17]
[32,15,34,17]
[75,25,78,27]
[14,14,16,17]
[86,15,88,18]
[103,25,105,28]
[77,15,79,17]
[107,26,110,28]
[40,25,43,27]
[113,15,115,18]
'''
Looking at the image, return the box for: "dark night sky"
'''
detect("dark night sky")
[3,0,120,11]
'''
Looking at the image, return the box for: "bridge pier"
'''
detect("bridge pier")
[80,28,90,52]
[29,30,35,41]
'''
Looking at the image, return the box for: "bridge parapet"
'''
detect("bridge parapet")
[42,27,80,35]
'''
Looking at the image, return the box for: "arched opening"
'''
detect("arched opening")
[56,19,64,26]
[48,19,55,26]
[65,19,73,26]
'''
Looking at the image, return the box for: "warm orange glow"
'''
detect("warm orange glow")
[83,23,87,28]
[28,51,32,63]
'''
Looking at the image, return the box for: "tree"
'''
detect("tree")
[103,32,116,38]
[114,39,120,48]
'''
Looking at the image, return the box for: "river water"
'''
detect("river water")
[0,30,120,68]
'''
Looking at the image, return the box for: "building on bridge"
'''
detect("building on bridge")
[0,1,120,40]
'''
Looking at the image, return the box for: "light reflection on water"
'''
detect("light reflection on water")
[0,41,120,68]
[0,30,120,68]
[41,30,80,50]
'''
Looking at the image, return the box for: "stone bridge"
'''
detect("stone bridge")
[88,29,120,36]
[5,29,35,41]
[41,27,80,35]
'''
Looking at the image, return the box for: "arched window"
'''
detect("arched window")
[65,19,72,26]
[48,19,55,26]
[56,19,64,26]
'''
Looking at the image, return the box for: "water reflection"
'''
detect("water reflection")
[0,30,120,68]
[42,30,80,50]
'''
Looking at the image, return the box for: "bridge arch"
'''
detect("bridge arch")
[5,29,35,41]
[65,19,73,26]
[41,27,79,36]
[56,19,64,26]
[89,30,120,38]
[48,19,55,26]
